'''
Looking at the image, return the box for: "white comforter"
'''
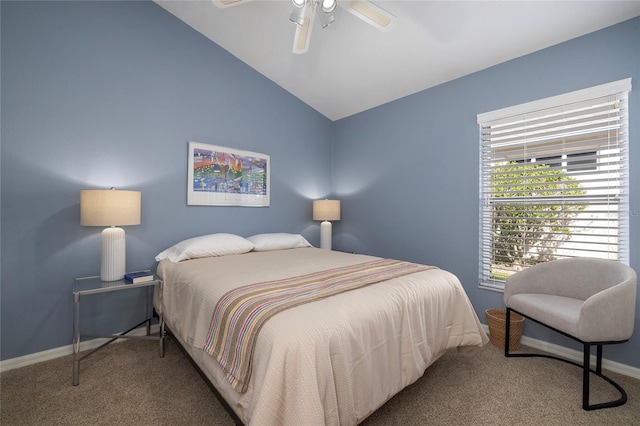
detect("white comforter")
[156,248,488,425]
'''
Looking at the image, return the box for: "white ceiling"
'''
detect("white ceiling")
[155,0,640,121]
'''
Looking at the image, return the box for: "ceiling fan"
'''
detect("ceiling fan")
[212,0,396,54]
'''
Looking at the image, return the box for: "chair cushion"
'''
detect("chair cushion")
[507,293,583,338]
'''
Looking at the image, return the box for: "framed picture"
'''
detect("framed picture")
[187,141,270,207]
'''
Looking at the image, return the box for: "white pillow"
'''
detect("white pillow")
[247,233,312,252]
[155,233,255,263]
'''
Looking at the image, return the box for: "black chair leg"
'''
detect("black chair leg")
[583,343,590,409]
[583,343,627,411]
[503,307,628,411]
[505,308,512,357]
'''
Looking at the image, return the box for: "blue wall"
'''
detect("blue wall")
[1,1,639,370]
[0,1,333,360]
[332,17,640,368]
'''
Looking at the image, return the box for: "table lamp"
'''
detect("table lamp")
[80,188,141,281]
[313,199,340,250]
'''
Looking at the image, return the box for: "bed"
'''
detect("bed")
[153,233,488,425]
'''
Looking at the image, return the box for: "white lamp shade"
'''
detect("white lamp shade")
[80,189,141,226]
[313,199,341,221]
[80,188,141,281]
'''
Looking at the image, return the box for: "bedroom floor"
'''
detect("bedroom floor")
[2,337,639,425]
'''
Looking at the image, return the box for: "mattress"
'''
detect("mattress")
[155,247,488,425]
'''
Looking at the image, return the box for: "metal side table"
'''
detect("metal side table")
[72,274,165,385]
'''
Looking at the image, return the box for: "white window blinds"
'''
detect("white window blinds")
[478,79,631,289]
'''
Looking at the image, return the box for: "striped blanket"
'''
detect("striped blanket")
[202,258,434,392]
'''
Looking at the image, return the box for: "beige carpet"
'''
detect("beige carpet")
[1,337,639,425]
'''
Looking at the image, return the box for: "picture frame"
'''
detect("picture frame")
[187,141,270,207]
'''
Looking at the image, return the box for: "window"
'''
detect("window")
[478,79,631,290]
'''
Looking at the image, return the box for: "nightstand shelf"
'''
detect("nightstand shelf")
[72,273,165,385]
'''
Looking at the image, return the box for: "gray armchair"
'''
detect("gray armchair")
[503,257,637,410]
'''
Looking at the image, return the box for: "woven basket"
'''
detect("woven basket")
[485,308,525,351]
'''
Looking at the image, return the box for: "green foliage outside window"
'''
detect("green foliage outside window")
[490,162,586,280]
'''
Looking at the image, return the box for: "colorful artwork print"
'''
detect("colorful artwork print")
[193,149,267,195]
[187,142,270,207]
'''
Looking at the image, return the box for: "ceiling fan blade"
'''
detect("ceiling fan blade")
[342,0,396,32]
[292,5,315,54]
[212,0,248,9]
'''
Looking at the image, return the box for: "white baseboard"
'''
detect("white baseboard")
[0,324,160,373]
[481,324,640,380]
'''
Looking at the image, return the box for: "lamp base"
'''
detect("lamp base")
[320,220,332,250]
[101,227,126,281]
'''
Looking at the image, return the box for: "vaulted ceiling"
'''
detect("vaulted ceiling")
[155,1,640,120]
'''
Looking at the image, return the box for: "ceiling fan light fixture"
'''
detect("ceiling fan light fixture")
[317,8,335,27]
[292,0,306,8]
[321,0,337,14]
[317,0,337,28]
[290,4,306,25]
